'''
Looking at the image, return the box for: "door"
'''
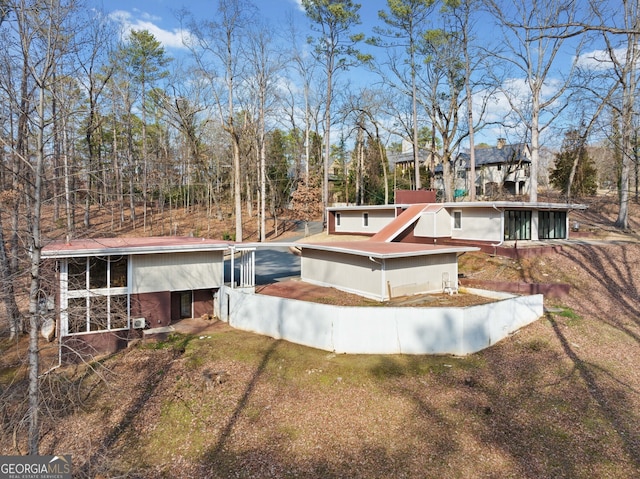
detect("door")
[180,291,192,318]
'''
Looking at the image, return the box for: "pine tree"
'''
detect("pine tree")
[550,129,598,198]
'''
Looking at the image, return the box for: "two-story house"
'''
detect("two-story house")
[435,139,531,199]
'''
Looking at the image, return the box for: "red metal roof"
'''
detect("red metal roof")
[298,240,478,259]
[42,236,230,258]
[369,203,443,242]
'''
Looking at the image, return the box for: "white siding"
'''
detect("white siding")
[385,253,457,297]
[450,207,502,242]
[301,250,459,300]
[334,209,395,234]
[131,251,224,294]
[414,209,452,237]
[302,250,383,299]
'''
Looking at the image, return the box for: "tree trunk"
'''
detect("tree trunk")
[0,214,21,339]
[232,134,243,242]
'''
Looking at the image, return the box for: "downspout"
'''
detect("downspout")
[492,204,504,255]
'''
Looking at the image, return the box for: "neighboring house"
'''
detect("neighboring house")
[387,148,433,172]
[435,140,531,198]
[41,237,231,358]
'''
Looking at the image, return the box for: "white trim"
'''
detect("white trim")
[63,327,129,338]
[59,256,132,337]
[453,210,462,230]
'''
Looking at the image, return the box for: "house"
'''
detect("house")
[43,195,570,359]
[41,237,231,358]
[326,200,587,257]
[387,148,433,173]
[435,140,531,198]
[297,240,478,301]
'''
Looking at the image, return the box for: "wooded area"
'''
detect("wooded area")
[0,0,639,454]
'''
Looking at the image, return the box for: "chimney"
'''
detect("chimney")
[497,138,506,149]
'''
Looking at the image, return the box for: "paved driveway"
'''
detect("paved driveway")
[224,220,323,285]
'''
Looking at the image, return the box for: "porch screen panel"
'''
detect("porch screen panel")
[539,211,566,239]
[63,256,129,335]
[68,258,87,290]
[504,210,531,240]
[110,295,128,329]
[67,297,88,334]
[90,296,109,331]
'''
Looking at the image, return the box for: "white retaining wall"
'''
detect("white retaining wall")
[216,285,543,355]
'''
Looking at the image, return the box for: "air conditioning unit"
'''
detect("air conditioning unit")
[132,318,146,329]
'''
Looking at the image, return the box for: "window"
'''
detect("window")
[497,164,502,171]
[336,213,341,227]
[363,212,369,227]
[504,210,531,240]
[89,257,108,289]
[63,255,129,335]
[453,211,462,229]
[539,211,566,239]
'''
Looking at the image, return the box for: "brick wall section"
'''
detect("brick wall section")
[459,278,570,298]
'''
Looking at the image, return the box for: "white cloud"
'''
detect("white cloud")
[289,0,305,12]
[109,9,191,49]
[577,47,626,70]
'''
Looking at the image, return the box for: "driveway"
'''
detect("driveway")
[224,220,323,285]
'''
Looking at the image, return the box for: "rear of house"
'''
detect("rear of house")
[328,201,585,247]
[42,237,228,359]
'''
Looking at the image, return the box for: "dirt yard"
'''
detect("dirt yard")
[256,279,496,307]
[1,193,639,478]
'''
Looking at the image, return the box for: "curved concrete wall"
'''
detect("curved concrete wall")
[217,286,543,355]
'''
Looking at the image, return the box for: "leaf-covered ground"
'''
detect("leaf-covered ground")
[1,193,639,478]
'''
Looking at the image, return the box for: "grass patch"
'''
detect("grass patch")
[524,338,550,352]
[0,365,25,385]
[142,333,194,353]
[142,398,209,463]
[556,307,582,326]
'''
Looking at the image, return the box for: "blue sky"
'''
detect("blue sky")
[92,0,388,51]
[88,0,611,150]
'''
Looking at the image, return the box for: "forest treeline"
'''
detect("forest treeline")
[0,0,639,454]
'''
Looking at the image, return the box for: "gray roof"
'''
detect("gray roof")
[387,149,430,166]
[434,143,530,173]
[457,143,530,168]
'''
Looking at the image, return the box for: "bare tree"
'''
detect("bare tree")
[302,0,366,224]
[484,0,586,203]
[589,0,639,228]
[447,0,480,200]
[245,22,284,242]
[372,0,437,190]
[505,0,638,226]
[183,0,257,242]
[343,87,392,204]
[74,7,116,236]
[283,11,320,184]
[4,0,79,454]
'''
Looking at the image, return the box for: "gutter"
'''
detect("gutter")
[368,256,386,301]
